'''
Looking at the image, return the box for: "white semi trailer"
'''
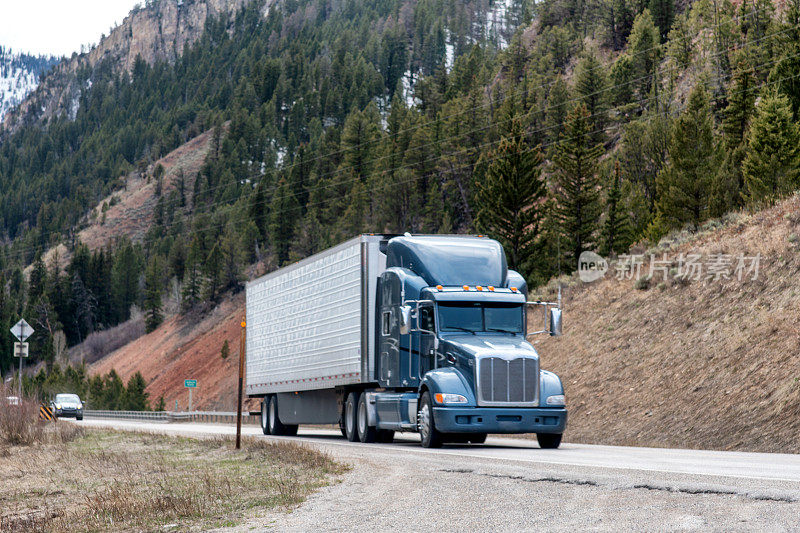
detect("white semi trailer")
[246,234,567,448]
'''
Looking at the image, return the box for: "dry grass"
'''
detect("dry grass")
[534,194,800,453]
[0,388,83,447]
[0,430,347,532]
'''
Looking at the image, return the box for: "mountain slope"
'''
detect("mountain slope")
[0,47,58,121]
[536,195,800,453]
[1,0,251,133]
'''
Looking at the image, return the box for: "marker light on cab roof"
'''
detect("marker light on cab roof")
[436,285,443,291]
[462,285,469,291]
[510,287,518,292]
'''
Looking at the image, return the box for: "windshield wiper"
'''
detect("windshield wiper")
[487,327,519,334]
[446,326,477,335]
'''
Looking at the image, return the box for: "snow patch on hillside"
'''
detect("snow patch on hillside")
[0,47,59,121]
[488,0,515,49]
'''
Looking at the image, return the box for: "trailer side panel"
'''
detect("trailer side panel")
[246,236,385,396]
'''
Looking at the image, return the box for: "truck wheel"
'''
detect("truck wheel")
[418,391,443,448]
[357,394,377,443]
[76,415,83,421]
[377,430,394,443]
[468,433,487,444]
[268,396,298,436]
[344,392,360,442]
[537,433,562,449]
[261,400,269,435]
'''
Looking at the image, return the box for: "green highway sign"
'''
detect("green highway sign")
[184,379,197,388]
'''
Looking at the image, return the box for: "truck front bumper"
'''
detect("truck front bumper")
[432,406,567,434]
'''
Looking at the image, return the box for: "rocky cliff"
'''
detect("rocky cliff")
[1,0,252,134]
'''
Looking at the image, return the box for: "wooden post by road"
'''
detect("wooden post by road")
[236,319,246,450]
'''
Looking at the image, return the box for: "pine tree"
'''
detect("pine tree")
[626,10,661,109]
[649,0,673,42]
[545,76,571,142]
[28,255,47,302]
[153,163,165,197]
[103,369,126,410]
[71,273,97,340]
[600,161,630,256]
[768,42,800,119]
[87,375,105,409]
[181,237,203,311]
[712,56,758,215]
[248,183,269,242]
[221,339,230,360]
[743,91,800,204]
[655,85,718,232]
[553,104,603,265]
[111,239,141,323]
[269,177,300,265]
[144,256,163,333]
[154,396,166,411]
[203,243,224,302]
[475,116,546,273]
[574,51,609,145]
[125,371,150,411]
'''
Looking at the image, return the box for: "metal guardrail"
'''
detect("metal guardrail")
[84,410,259,425]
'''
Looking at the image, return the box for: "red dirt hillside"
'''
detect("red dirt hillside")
[91,294,246,411]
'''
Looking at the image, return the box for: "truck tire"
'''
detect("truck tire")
[357,394,377,443]
[537,433,562,449]
[344,392,360,442]
[268,395,298,436]
[418,391,443,448]
[76,414,83,421]
[261,400,269,435]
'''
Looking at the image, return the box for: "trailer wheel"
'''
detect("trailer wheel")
[356,394,378,443]
[418,391,443,448]
[344,392,360,442]
[537,433,562,449]
[268,395,298,436]
[261,400,269,435]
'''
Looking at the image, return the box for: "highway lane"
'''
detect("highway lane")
[79,418,800,531]
[80,418,800,483]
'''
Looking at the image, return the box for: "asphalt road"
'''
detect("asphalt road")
[79,419,800,531]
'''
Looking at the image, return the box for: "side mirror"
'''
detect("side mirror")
[399,305,412,335]
[549,308,562,337]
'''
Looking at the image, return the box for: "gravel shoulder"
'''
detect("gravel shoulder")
[79,420,800,531]
[242,441,800,532]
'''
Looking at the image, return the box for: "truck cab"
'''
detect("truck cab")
[361,234,567,448]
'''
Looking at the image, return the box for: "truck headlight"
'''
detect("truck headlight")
[545,394,565,406]
[54,404,62,410]
[434,393,468,404]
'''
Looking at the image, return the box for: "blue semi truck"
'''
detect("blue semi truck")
[245,234,567,448]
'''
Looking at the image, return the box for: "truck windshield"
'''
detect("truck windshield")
[438,302,523,334]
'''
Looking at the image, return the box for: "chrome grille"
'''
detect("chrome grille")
[477,357,539,406]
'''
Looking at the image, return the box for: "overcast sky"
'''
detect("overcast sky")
[0,0,142,57]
